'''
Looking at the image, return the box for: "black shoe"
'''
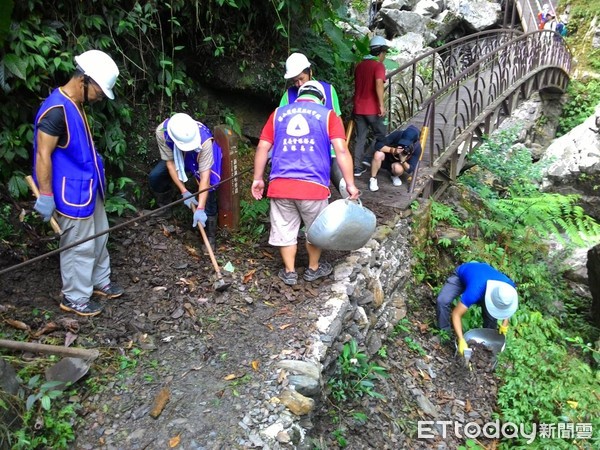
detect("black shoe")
[354,167,367,177]
[278,269,298,286]
[60,298,103,317]
[362,160,372,168]
[93,282,124,299]
[303,262,333,282]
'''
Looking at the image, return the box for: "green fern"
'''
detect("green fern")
[488,194,600,246]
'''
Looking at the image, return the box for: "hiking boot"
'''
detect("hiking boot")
[303,262,333,282]
[60,298,103,317]
[391,175,402,186]
[93,282,124,299]
[354,167,367,177]
[278,269,298,286]
[369,177,379,192]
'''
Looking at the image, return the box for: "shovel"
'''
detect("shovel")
[191,205,231,292]
[0,339,98,388]
[25,175,63,235]
[463,348,473,371]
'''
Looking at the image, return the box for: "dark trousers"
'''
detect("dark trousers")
[436,271,497,331]
[149,160,218,216]
[353,114,387,170]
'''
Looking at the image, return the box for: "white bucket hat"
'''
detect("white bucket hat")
[485,280,518,320]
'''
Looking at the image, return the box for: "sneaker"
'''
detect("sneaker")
[391,175,402,186]
[369,177,379,192]
[278,269,298,286]
[60,298,103,317]
[93,282,124,299]
[354,167,367,177]
[362,160,371,168]
[303,262,333,282]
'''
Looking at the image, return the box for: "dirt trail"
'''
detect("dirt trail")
[1,200,501,449]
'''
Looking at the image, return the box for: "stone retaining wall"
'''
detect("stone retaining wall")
[254,213,414,448]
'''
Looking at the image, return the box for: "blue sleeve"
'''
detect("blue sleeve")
[374,130,402,151]
[457,262,515,307]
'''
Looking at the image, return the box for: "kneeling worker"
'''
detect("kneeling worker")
[436,262,519,355]
[368,124,421,191]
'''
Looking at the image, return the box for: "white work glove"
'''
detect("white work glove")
[181,191,198,209]
[192,208,207,228]
[34,194,56,222]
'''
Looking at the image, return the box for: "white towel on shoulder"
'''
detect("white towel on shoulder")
[173,147,188,183]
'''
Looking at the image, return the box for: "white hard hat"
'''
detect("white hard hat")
[284,53,311,79]
[166,113,201,152]
[297,80,326,104]
[485,280,518,320]
[369,35,390,49]
[74,50,119,100]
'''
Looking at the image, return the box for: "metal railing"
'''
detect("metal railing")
[385,28,571,198]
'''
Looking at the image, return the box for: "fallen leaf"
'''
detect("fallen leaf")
[251,360,260,371]
[265,323,274,331]
[5,319,30,331]
[465,399,472,412]
[149,387,170,419]
[31,322,60,338]
[264,301,275,307]
[279,323,292,330]
[277,369,288,384]
[566,400,578,409]
[64,331,78,347]
[223,373,237,381]
[418,323,429,333]
[183,303,196,317]
[56,317,80,333]
[169,435,180,448]
[243,269,257,284]
[186,245,200,258]
[171,307,184,319]
[262,251,274,260]
[306,288,318,297]
[153,286,167,292]
[162,225,171,237]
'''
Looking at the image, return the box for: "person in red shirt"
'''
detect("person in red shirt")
[252,81,359,286]
[352,35,390,177]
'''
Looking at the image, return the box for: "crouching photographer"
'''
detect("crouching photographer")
[367,124,422,191]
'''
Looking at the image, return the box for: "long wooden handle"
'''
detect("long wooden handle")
[25,175,62,234]
[191,205,222,277]
[0,338,99,360]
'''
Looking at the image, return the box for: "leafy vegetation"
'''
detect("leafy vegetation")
[327,339,388,403]
[558,79,600,135]
[412,126,600,448]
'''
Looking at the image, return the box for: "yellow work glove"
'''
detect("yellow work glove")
[458,338,468,356]
[499,324,509,335]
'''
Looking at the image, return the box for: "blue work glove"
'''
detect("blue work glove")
[34,194,56,222]
[192,208,207,228]
[181,191,198,209]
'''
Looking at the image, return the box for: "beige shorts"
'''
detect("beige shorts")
[268,198,329,246]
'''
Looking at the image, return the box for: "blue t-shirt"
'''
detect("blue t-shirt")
[456,262,515,307]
